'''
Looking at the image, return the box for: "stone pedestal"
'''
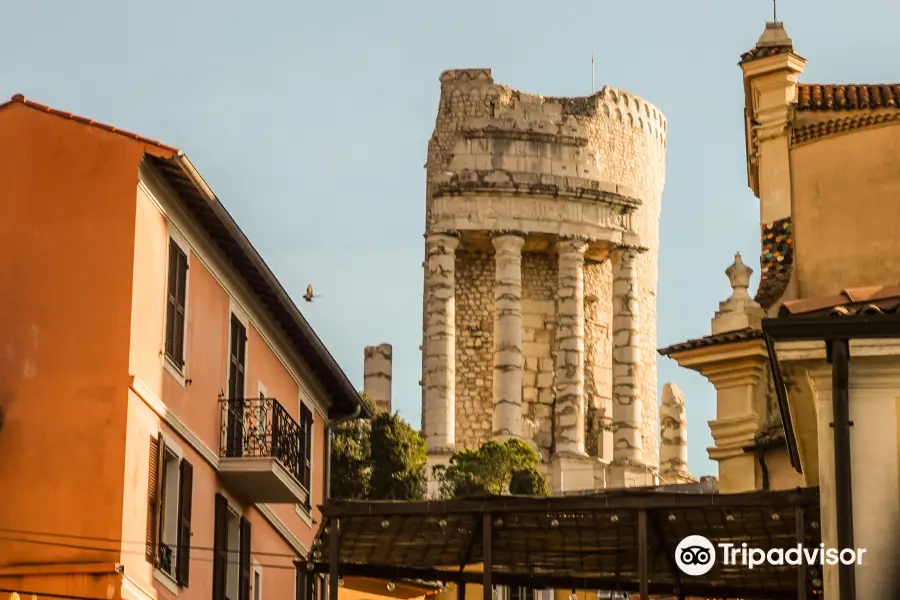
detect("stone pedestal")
[611,249,644,479]
[425,452,453,499]
[553,239,588,457]
[422,234,459,452]
[492,234,525,440]
[550,456,597,493]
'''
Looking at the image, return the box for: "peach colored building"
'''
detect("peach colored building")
[0,95,370,600]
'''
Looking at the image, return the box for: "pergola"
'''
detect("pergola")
[302,487,821,600]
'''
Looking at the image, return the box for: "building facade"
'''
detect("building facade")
[0,96,368,600]
[660,20,900,598]
[416,68,695,493]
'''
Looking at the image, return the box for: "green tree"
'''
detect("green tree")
[329,393,427,501]
[433,439,550,498]
[370,412,428,500]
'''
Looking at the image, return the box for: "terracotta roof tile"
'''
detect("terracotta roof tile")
[796,84,900,112]
[779,285,900,317]
[658,328,763,357]
[756,218,793,309]
[0,94,179,155]
[740,45,793,64]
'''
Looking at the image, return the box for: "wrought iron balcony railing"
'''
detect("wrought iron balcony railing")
[219,397,310,505]
[158,542,174,575]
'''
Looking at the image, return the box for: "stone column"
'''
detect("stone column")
[422,233,459,452]
[660,383,694,483]
[363,344,393,413]
[492,234,525,440]
[611,248,644,484]
[554,239,588,456]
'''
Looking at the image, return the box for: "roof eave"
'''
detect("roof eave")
[167,153,371,420]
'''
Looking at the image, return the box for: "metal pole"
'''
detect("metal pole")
[638,510,648,600]
[829,339,856,600]
[329,521,340,600]
[795,506,807,600]
[483,514,493,600]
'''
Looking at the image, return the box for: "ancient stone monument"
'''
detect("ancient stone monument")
[415,68,687,492]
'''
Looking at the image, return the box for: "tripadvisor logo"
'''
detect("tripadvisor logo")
[675,535,868,576]
[675,535,716,576]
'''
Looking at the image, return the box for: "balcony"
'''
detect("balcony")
[218,397,311,505]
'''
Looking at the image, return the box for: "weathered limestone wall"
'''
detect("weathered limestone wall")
[423,69,666,472]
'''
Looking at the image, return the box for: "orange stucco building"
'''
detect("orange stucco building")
[0,95,372,600]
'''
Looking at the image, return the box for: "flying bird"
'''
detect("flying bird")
[302,284,318,303]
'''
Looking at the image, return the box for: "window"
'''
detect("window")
[225,314,248,458]
[294,567,322,600]
[159,448,180,576]
[146,435,194,587]
[164,238,188,370]
[213,493,252,600]
[252,563,262,600]
[297,402,314,509]
[226,509,241,600]
[508,588,534,600]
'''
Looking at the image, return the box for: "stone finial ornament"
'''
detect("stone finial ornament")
[726,252,753,299]
[711,252,766,335]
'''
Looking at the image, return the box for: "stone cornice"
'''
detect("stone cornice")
[432,169,642,208]
[776,338,900,362]
[462,126,589,148]
[791,111,900,147]
[665,338,768,373]
[801,356,900,393]
[708,413,762,460]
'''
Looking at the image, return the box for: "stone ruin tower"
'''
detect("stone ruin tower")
[419,68,679,493]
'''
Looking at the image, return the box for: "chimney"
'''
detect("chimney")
[363,344,392,413]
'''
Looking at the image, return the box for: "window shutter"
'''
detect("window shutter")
[239,517,252,600]
[176,458,194,586]
[303,408,313,494]
[228,315,247,400]
[146,435,164,564]
[165,241,179,361]
[212,494,229,600]
[295,565,305,600]
[173,249,188,367]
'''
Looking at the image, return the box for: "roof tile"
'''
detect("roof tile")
[796,84,900,111]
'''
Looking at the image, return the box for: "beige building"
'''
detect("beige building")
[411,67,696,494]
[660,19,900,599]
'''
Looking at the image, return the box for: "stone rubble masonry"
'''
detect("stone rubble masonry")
[584,261,613,461]
[422,68,666,478]
[363,343,393,413]
[521,253,558,455]
[554,239,589,456]
[492,234,526,440]
[422,233,459,452]
[454,251,494,450]
[611,249,643,467]
[660,383,697,484]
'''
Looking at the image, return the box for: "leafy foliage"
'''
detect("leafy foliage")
[433,439,549,498]
[509,466,550,496]
[329,392,427,501]
[370,412,428,500]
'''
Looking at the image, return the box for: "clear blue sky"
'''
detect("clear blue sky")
[3,1,899,476]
